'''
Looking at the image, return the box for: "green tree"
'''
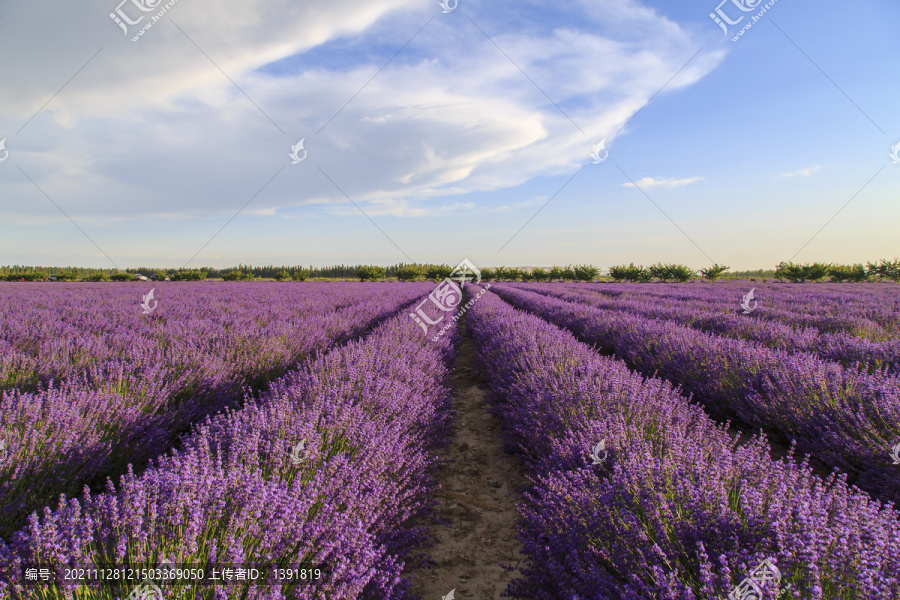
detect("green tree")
[775,262,806,282]
[274,270,292,281]
[668,264,695,283]
[396,265,421,281]
[222,271,252,281]
[530,267,547,282]
[574,264,599,282]
[803,262,830,282]
[110,272,133,282]
[357,265,386,281]
[171,270,207,281]
[81,273,107,282]
[479,267,496,282]
[561,266,576,282]
[548,266,564,282]
[424,265,452,281]
[699,264,729,281]
[292,269,311,282]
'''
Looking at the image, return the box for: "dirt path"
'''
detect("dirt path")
[407,321,529,599]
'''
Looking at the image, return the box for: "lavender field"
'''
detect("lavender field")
[1,281,899,599]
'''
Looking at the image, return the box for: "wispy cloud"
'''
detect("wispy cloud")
[776,166,822,179]
[621,176,703,189]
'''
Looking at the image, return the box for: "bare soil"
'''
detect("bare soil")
[406,322,529,599]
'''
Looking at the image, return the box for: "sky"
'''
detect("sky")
[0,0,897,271]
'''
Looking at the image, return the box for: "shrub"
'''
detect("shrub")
[804,262,830,282]
[357,265,385,282]
[699,264,729,281]
[495,266,522,282]
[292,269,311,282]
[548,266,564,282]
[775,261,806,282]
[6,272,46,281]
[274,270,292,282]
[171,270,207,281]
[81,273,107,282]
[222,271,252,281]
[574,264,599,282]
[868,259,900,282]
[479,267,496,282]
[609,263,651,283]
[828,264,868,283]
[110,272,133,282]
[561,266,576,282]
[396,265,420,282]
[424,265,452,282]
[530,267,547,282]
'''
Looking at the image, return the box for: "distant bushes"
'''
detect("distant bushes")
[774,260,900,283]
[170,270,207,281]
[357,265,385,281]
[699,264,729,281]
[222,271,253,281]
[396,265,420,281]
[5,272,47,282]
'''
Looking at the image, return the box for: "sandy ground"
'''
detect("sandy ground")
[407,321,530,600]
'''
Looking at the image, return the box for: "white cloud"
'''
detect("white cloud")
[621,176,704,189]
[776,166,822,179]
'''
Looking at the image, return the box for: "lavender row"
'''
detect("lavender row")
[0,283,430,541]
[467,286,900,599]
[511,283,900,373]
[556,281,900,339]
[0,299,457,599]
[491,284,900,504]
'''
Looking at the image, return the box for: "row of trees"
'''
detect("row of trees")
[4,259,898,283]
[775,260,900,282]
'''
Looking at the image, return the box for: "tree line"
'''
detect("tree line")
[1,259,898,282]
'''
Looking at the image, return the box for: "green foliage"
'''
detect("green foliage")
[424,265,452,282]
[804,262,830,282]
[395,265,421,282]
[109,272,133,282]
[170,270,207,281]
[828,264,868,283]
[222,271,253,281]
[274,270,292,281]
[82,273,108,282]
[608,263,651,283]
[867,259,900,282]
[547,266,564,282]
[292,269,310,282]
[648,263,694,282]
[775,262,806,282]
[775,262,830,282]
[574,264,599,282]
[530,267,547,282]
[479,267,496,282]
[561,266,576,282]
[357,265,386,281]
[6,272,47,282]
[495,266,522,281]
[699,264,729,281]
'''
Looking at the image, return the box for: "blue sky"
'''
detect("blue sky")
[0,0,897,271]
